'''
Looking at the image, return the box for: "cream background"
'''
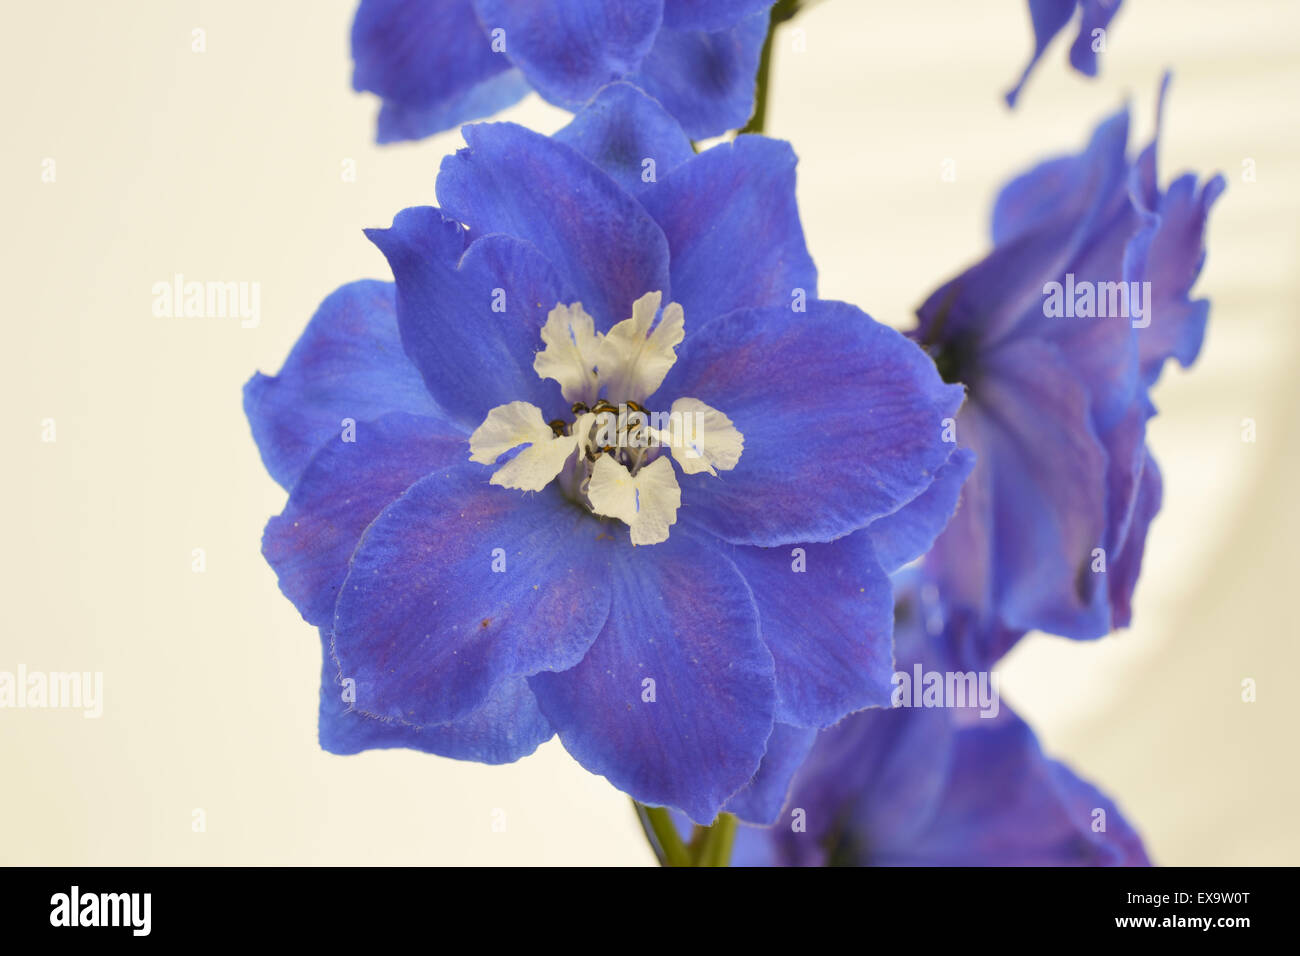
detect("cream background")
[2,0,1296,865]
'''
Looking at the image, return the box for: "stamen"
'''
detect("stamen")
[470,294,742,544]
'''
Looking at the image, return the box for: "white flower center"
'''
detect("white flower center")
[468,291,743,545]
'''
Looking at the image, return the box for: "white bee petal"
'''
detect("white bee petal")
[586,455,681,546]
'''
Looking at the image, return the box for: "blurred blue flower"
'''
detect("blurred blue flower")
[912,75,1224,656]
[728,587,1152,866]
[351,0,776,142]
[245,83,966,823]
[1006,0,1125,106]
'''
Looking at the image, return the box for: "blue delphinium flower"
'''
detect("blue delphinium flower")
[351,0,776,143]
[727,586,1152,866]
[1006,0,1125,107]
[244,82,967,824]
[912,74,1223,660]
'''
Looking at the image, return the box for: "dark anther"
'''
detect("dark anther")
[548,419,569,436]
[571,401,590,415]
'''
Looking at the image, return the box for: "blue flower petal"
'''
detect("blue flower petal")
[263,411,466,627]
[529,531,775,824]
[724,723,816,825]
[660,300,964,546]
[436,122,672,330]
[1128,75,1224,384]
[992,106,1131,247]
[869,447,975,574]
[638,135,817,328]
[351,0,529,143]
[318,630,554,763]
[1068,0,1124,77]
[921,109,1131,353]
[724,531,894,728]
[876,710,1150,866]
[938,339,1110,638]
[332,465,612,726]
[470,0,662,108]
[1005,0,1079,107]
[734,604,1151,866]
[661,0,773,32]
[1107,448,1161,629]
[632,10,770,139]
[1134,172,1225,384]
[789,706,958,862]
[366,206,577,430]
[243,280,441,491]
[554,82,695,199]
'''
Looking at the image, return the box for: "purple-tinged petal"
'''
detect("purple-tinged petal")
[930,339,1111,639]
[632,10,770,139]
[243,280,441,491]
[973,339,1110,638]
[738,680,1149,864]
[1036,205,1143,433]
[876,710,1150,866]
[318,630,554,763]
[436,122,672,330]
[367,207,577,429]
[767,705,958,865]
[1136,173,1225,384]
[638,135,817,328]
[1068,0,1124,77]
[333,465,612,726]
[351,0,529,143]
[661,0,773,32]
[745,581,1142,867]
[554,82,695,199]
[724,723,816,825]
[921,110,1131,351]
[1128,74,1224,383]
[1107,449,1161,629]
[724,531,894,729]
[470,0,662,108]
[893,569,1027,675]
[661,300,964,546]
[869,447,976,574]
[530,531,774,824]
[262,412,466,628]
[992,107,1131,248]
[1098,396,1148,583]
[1005,0,1078,107]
